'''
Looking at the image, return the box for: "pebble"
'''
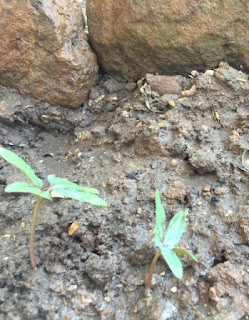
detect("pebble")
[205,70,215,76]
[146,74,183,95]
[169,159,179,167]
[111,154,121,163]
[74,130,91,141]
[202,185,211,197]
[106,103,116,112]
[158,122,165,128]
[214,186,228,196]
[170,286,178,293]
[224,210,233,217]
[190,70,199,77]
[137,207,142,214]
[106,177,115,186]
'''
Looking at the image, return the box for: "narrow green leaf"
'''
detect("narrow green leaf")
[5,182,52,200]
[163,209,189,249]
[47,175,100,195]
[173,247,198,262]
[51,187,108,206]
[161,248,183,279]
[0,147,43,188]
[154,189,166,240]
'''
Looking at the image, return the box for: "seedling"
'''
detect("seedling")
[0,147,108,268]
[145,190,198,296]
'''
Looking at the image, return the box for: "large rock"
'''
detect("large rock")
[87,0,249,79]
[0,0,98,108]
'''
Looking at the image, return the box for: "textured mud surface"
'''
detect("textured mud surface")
[1,63,249,320]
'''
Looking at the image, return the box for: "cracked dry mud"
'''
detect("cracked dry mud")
[0,63,249,319]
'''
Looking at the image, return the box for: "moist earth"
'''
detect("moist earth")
[0,63,249,320]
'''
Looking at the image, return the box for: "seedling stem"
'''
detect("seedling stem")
[30,196,43,268]
[145,249,161,296]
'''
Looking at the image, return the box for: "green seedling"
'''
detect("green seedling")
[145,189,198,296]
[0,147,108,268]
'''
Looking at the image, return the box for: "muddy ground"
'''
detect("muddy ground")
[0,62,249,320]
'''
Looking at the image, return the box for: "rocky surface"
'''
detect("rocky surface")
[87,0,249,79]
[0,0,98,108]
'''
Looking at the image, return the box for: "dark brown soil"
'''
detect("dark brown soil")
[0,62,249,320]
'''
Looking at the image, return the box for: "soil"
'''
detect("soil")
[1,62,249,320]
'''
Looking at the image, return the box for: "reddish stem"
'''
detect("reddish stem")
[145,249,161,296]
[30,196,43,268]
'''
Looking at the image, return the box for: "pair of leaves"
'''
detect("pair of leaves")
[48,175,108,206]
[0,147,108,207]
[153,189,198,279]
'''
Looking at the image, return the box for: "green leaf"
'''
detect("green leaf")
[47,175,100,195]
[50,187,108,206]
[153,189,166,247]
[161,248,183,279]
[173,247,198,262]
[163,209,189,249]
[0,147,43,188]
[155,189,166,239]
[5,182,52,200]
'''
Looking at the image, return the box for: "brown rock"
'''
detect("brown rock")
[0,0,98,108]
[146,74,183,95]
[87,0,249,79]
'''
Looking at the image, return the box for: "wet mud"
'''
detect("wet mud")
[0,63,249,319]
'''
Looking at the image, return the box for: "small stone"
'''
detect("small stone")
[106,103,116,112]
[181,85,196,97]
[122,197,129,204]
[202,185,211,197]
[20,222,25,229]
[203,186,211,192]
[224,210,233,217]
[169,159,179,167]
[190,70,199,77]
[146,74,183,95]
[104,95,118,102]
[214,186,228,196]
[170,286,177,293]
[106,177,115,186]
[137,208,142,214]
[201,125,208,132]
[68,221,80,236]
[168,100,175,107]
[205,70,215,76]
[75,130,91,141]
[136,122,143,128]
[67,285,77,292]
[104,296,111,302]
[209,287,218,301]
[111,154,121,163]
[122,110,129,118]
